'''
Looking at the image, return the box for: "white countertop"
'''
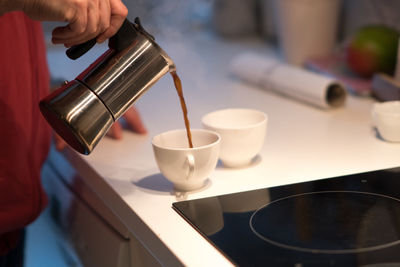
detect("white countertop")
[47,31,400,266]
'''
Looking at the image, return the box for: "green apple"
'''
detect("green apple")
[346,25,399,78]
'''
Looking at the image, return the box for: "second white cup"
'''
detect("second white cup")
[202,108,267,167]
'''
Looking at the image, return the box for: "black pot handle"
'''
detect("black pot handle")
[65,18,138,60]
[66,38,97,60]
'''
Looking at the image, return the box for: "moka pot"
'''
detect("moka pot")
[39,18,175,155]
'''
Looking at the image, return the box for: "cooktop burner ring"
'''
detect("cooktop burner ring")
[249,190,400,254]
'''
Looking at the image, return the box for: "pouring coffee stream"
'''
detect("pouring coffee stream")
[171,71,193,148]
[40,17,193,154]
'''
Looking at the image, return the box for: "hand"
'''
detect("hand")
[54,106,147,151]
[5,0,128,47]
[106,106,147,139]
[53,131,67,151]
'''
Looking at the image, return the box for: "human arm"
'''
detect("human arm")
[0,0,127,46]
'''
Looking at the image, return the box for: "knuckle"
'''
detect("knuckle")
[121,6,128,17]
[63,8,75,22]
[100,22,110,34]
[75,0,86,9]
[114,2,128,18]
[90,24,98,35]
[77,26,86,34]
[103,20,111,31]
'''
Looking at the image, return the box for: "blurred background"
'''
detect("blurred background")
[41,0,400,99]
[41,0,400,45]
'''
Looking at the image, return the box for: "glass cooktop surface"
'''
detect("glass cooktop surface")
[172,167,400,266]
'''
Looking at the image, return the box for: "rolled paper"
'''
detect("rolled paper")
[230,53,346,109]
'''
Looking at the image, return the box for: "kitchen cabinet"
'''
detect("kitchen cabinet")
[42,148,162,267]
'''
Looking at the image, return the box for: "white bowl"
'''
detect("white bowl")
[202,108,267,167]
[372,101,400,142]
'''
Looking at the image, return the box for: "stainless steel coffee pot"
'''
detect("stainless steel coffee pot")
[40,18,175,155]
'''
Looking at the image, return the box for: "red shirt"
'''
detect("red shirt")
[0,12,51,254]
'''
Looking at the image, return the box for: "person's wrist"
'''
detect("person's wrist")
[0,0,25,15]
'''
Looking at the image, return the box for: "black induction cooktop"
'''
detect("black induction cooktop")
[172,167,400,267]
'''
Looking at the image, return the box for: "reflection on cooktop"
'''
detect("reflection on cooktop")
[250,191,400,254]
[173,167,400,266]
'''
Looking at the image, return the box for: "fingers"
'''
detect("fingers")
[52,0,127,47]
[54,0,97,47]
[96,0,127,43]
[53,132,67,151]
[106,122,123,139]
[52,0,90,46]
[123,107,148,134]
[96,0,111,43]
[106,106,147,140]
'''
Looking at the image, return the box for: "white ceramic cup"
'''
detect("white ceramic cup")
[372,101,400,142]
[152,129,221,191]
[202,108,267,167]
